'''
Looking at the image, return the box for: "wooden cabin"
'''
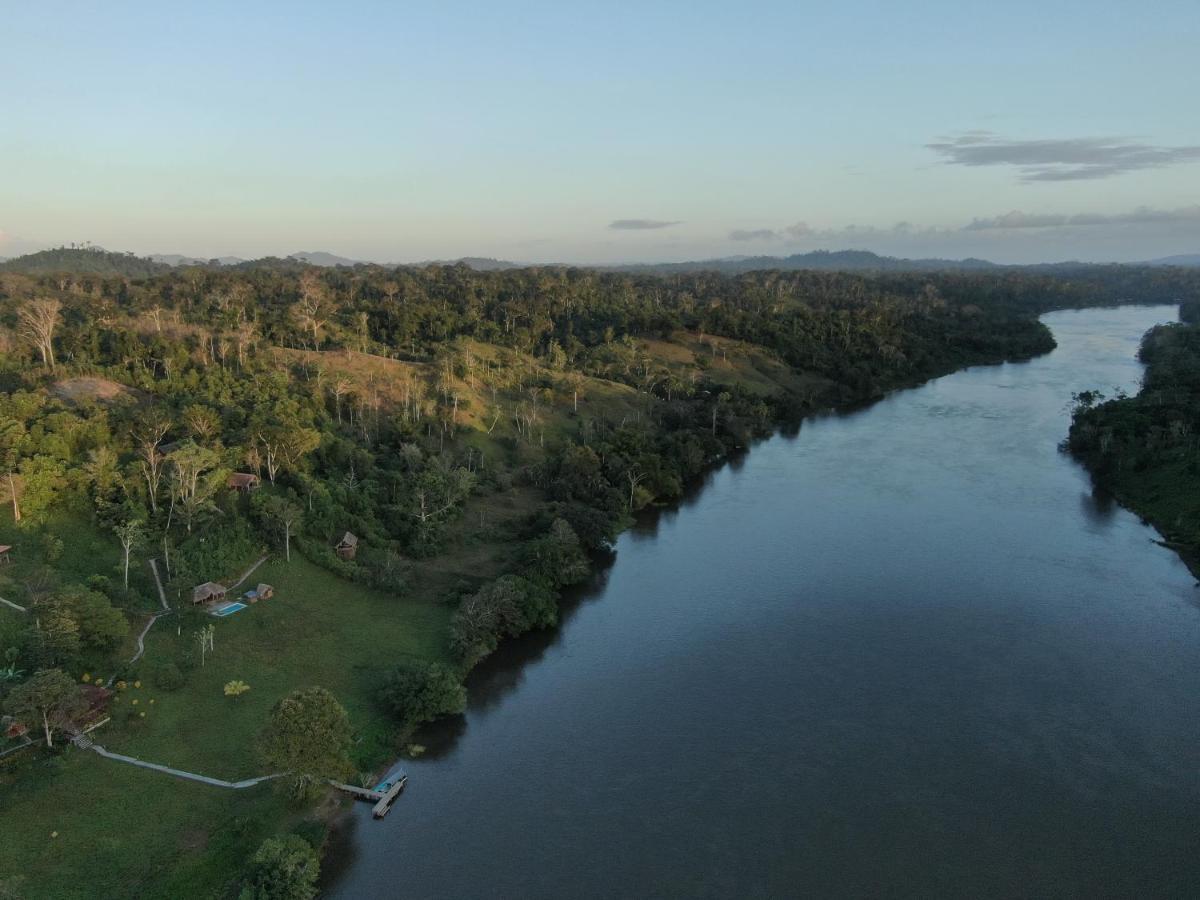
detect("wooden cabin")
[192,582,228,605]
[227,472,260,492]
[335,532,358,561]
[0,545,10,565]
[244,583,274,603]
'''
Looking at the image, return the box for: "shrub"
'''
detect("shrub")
[377,662,465,730]
[151,662,186,692]
[238,834,319,900]
[448,575,558,667]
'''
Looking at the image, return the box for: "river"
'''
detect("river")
[326,304,1200,899]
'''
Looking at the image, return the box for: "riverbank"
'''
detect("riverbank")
[1067,306,1200,581]
[325,304,1200,899]
[0,319,1056,899]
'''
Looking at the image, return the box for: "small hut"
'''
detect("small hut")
[0,545,10,565]
[335,532,358,561]
[245,583,274,603]
[192,582,228,605]
[227,472,260,492]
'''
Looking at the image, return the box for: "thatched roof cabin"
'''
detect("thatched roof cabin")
[335,532,358,560]
[192,582,228,604]
[227,472,260,491]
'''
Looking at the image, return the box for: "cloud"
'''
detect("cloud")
[608,219,682,230]
[965,205,1200,230]
[729,228,780,241]
[927,132,1200,182]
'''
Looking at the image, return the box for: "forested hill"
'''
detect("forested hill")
[613,249,1002,274]
[0,247,171,278]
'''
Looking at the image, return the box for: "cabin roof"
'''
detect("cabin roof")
[192,581,228,602]
[227,472,260,487]
[337,532,358,548]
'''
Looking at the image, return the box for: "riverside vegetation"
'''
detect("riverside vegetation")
[1067,298,1200,577]
[0,252,1198,898]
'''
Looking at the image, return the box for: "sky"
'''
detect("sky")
[2,0,1198,265]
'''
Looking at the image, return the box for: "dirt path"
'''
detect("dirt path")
[227,555,269,591]
[148,557,170,610]
[73,733,281,789]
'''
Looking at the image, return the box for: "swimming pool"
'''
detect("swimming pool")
[212,602,248,617]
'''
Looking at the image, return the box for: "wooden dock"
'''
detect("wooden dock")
[329,781,384,803]
[372,775,408,818]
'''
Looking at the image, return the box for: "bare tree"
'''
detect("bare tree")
[330,377,352,424]
[17,298,61,370]
[627,467,646,511]
[292,272,329,348]
[134,415,171,513]
[113,519,145,590]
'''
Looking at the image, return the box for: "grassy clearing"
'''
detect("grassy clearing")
[104,554,452,778]
[641,331,834,399]
[0,750,290,900]
[1,522,458,898]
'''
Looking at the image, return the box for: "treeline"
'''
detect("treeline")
[1066,308,1200,573]
[0,263,1189,697]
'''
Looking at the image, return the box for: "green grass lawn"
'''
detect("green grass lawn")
[106,555,453,778]
[0,750,290,900]
[1,552,454,899]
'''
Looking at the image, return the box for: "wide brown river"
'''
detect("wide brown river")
[327,305,1199,898]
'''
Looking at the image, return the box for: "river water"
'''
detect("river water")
[327,305,1199,899]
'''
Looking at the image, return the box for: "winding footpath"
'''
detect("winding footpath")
[227,554,269,591]
[71,731,281,789]
[0,595,27,614]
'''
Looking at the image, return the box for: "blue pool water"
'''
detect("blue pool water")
[212,602,248,617]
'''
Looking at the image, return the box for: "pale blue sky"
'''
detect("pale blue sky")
[3,0,1198,263]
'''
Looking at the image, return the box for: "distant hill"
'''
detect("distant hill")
[613,249,1002,275]
[0,247,170,277]
[149,253,245,267]
[1145,254,1200,267]
[412,256,523,271]
[288,250,364,267]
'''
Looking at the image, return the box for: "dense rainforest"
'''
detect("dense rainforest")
[1,256,1198,899]
[1067,298,1200,576]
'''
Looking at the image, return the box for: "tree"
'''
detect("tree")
[113,518,145,589]
[167,444,223,532]
[0,416,27,523]
[521,519,589,589]
[257,686,352,799]
[27,600,81,667]
[194,624,215,666]
[4,669,85,749]
[377,661,466,729]
[238,835,319,900]
[57,585,128,650]
[17,298,61,370]
[182,405,220,442]
[133,413,171,514]
[712,390,731,435]
[254,494,302,563]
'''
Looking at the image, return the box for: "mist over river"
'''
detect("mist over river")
[327,304,1199,899]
